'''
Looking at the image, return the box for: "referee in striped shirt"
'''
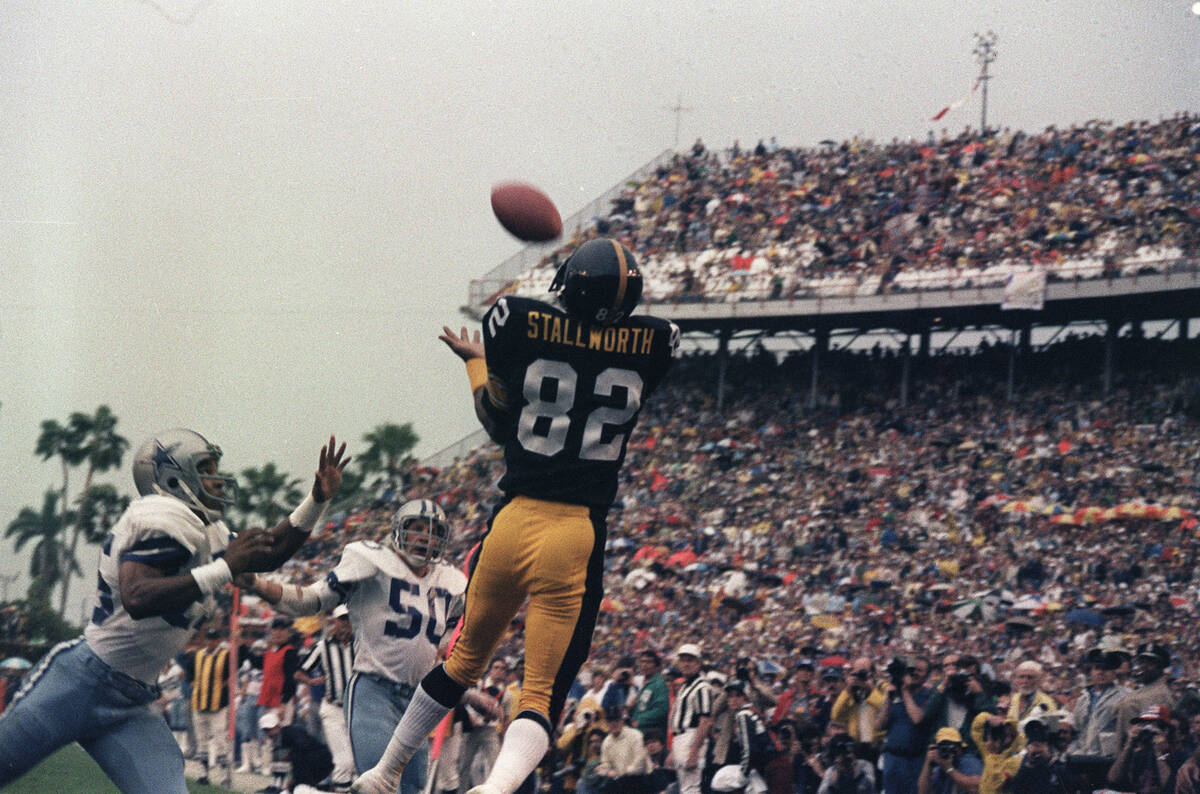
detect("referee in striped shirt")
[669,643,713,794]
[187,627,233,787]
[297,605,356,790]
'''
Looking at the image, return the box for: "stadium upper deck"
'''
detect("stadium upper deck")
[466,115,1200,338]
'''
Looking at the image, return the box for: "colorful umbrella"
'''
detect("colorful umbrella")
[810,614,841,630]
[1065,608,1105,627]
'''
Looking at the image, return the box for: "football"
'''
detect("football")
[490,181,562,243]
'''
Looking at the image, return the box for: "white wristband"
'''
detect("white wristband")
[191,558,233,596]
[288,492,328,534]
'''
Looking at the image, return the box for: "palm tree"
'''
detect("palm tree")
[5,491,70,607]
[77,485,130,544]
[34,406,130,616]
[73,406,129,494]
[235,463,303,530]
[358,422,420,491]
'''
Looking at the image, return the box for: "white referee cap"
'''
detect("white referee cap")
[675,643,702,660]
[332,604,350,619]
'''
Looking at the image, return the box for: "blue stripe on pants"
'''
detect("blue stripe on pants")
[0,638,187,794]
[346,672,428,794]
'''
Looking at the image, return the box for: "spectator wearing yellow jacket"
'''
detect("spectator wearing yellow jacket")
[970,711,1023,794]
[830,659,887,748]
[1006,661,1057,724]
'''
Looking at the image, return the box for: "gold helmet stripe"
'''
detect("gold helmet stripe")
[610,239,628,314]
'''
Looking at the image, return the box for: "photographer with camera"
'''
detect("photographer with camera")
[601,660,637,716]
[926,654,995,757]
[917,727,982,794]
[552,706,601,793]
[1006,712,1084,793]
[875,656,935,793]
[779,720,825,794]
[1106,704,1186,793]
[969,711,1022,794]
[830,658,887,764]
[816,733,875,794]
[1114,643,1174,750]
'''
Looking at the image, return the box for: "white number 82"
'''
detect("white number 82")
[516,359,643,461]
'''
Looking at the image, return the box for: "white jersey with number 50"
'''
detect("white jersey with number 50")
[325,540,467,687]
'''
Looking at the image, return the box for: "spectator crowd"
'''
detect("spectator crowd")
[143,324,1200,793]
[493,115,1199,304]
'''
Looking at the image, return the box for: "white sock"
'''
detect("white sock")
[483,718,549,793]
[375,684,453,774]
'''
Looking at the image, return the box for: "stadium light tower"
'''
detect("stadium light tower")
[665,93,694,150]
[973,31,998,133]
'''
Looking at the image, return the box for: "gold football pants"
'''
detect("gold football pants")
[443,495,606,724]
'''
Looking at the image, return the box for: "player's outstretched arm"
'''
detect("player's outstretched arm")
[120,527,276,619]
[248,435,350,571]
[439,325,503,441]
[237,572,338,617]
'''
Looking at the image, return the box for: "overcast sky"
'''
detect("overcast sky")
[2,0,1197,620]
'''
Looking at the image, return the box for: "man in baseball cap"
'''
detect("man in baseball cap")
[1115,642,1173,747]
[920,726,982,793]
[669,644,711,794]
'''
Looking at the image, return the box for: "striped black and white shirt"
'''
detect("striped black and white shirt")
[300,636,354,706]
[671,675,713,733]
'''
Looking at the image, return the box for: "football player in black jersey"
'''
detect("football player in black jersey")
[354,238,678,794]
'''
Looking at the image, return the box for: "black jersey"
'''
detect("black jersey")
[479,295,678,509]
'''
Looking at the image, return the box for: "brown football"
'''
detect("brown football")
[490,181,562,242]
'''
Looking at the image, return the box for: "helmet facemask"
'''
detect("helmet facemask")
[133,429,238,523]
[390,499,451,571]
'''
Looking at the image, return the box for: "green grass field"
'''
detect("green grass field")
[0,744,237,793]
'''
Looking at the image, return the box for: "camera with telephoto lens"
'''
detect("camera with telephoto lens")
[946,672,970,700]
[886,656,911,687]
[983,720,1012,743]
[826,733,856,765]
[736,657,752,682]
[1134,725,1161,749]
[1023,718,1052,745]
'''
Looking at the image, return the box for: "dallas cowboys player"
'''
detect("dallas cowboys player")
[241,498,468,794]
[0,428,349,793]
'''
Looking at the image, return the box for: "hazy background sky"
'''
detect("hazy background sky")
[2,0,1197,621]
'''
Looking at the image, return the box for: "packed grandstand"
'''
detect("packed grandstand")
[470,114,1198,309]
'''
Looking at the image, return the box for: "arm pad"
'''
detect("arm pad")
[274,579,340,616]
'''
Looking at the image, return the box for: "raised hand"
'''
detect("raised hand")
[438,325,484,362]
[313,435,350,502]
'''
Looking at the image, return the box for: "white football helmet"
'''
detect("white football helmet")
[132,428,237,522]
[390,499,451,570]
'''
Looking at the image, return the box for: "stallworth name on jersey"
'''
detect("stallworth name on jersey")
[524,309,657,356]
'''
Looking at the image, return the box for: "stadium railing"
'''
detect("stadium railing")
[466,256,1198,316]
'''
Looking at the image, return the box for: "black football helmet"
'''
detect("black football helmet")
[549,238,643,326]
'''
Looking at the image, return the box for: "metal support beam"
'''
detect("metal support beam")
[1006,328,1016,402]
[809,329,829,409]
[716,328,731,411]
[900,335,911,408]
[1103,320,1118,396]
